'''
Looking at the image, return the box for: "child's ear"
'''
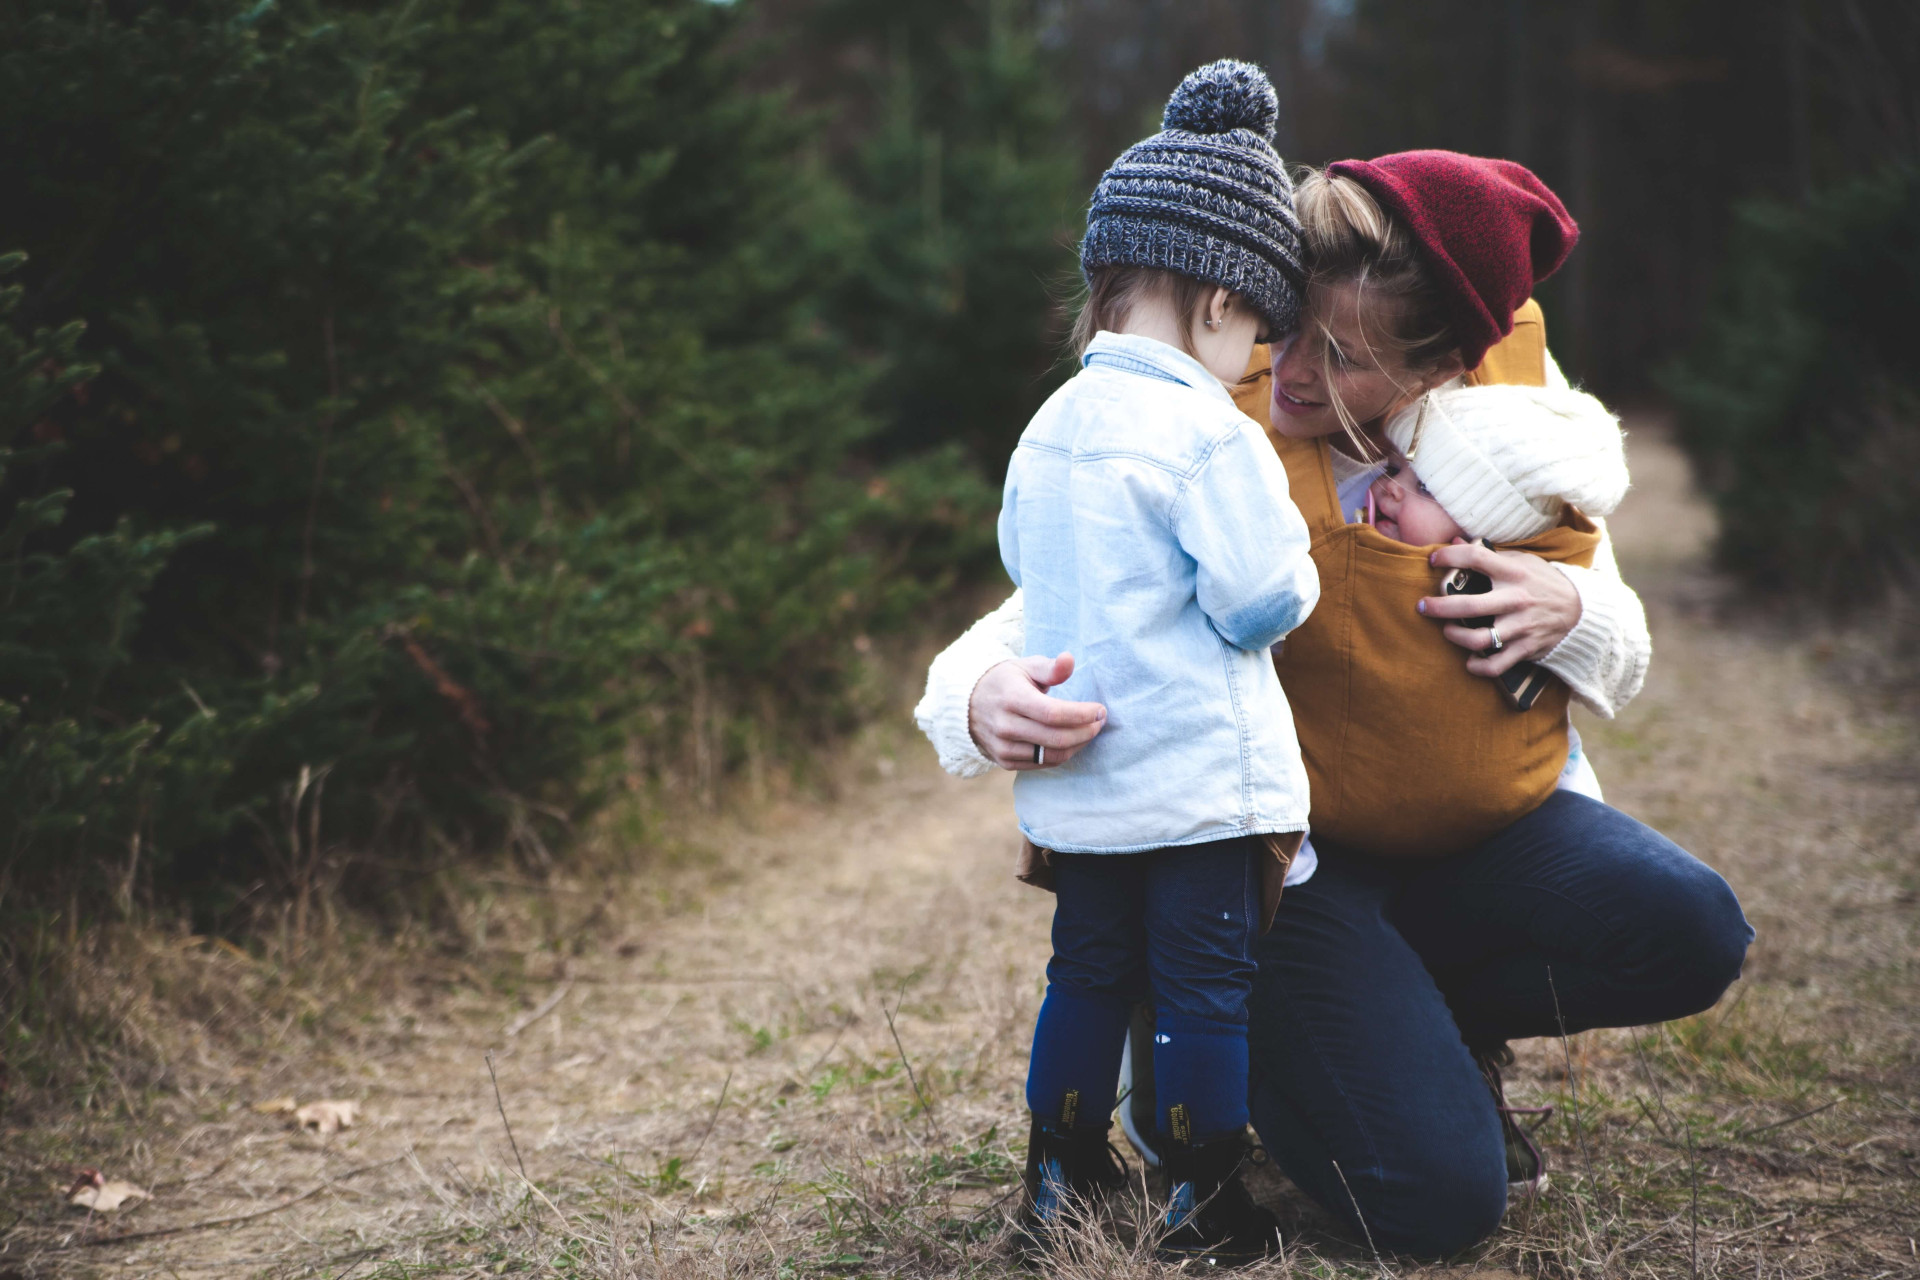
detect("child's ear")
[1206,286,1232,328]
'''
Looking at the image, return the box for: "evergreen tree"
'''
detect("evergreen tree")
[801,0,1084,469]
[1665,166,1920,604]
[0,0,993,923]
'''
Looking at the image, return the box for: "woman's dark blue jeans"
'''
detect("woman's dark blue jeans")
[1246,791,1752,1257]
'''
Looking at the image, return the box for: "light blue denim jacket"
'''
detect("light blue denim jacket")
[999,332,1319,853]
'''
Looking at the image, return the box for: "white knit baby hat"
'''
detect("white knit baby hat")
[1384,384,1629,543]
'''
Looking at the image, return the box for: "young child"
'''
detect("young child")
[999,61,1317,1264]
[1280,379,1629,860]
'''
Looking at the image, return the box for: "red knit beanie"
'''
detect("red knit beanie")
[1325,150,1578,371]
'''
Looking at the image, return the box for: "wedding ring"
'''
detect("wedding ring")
[1487,625,1505,654]
[1033,743,1045,765]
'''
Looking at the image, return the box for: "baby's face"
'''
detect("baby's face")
[1368,447,1465,547]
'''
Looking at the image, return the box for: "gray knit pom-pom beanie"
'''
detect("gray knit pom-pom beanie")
[1081,59,1304,338]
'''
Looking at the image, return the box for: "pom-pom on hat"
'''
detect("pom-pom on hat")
[1081,60,1304,338]
[1326,151,1578,371]
[1385,384,1628,544]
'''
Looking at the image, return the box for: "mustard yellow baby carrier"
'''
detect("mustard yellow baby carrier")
[1230,302,1600,859]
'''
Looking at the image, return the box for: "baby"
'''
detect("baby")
[1366,444,1471,546]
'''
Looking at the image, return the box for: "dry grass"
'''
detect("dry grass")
[2,423,1915,1279]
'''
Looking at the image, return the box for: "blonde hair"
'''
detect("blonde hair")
[1069,266,1213,360]
[1294,167,1462,455]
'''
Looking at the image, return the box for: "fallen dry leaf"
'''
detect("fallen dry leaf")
[64,1168,149,1212]
[294,1099,359,1134]
[251,1095,298,1115]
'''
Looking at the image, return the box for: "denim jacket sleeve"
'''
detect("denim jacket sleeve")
[1172,421,1320,652]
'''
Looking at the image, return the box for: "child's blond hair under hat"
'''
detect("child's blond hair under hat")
[1385,384,1630,543]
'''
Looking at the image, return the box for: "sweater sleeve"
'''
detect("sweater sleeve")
[1540,518,1651,718]
[1544,348,1572,391]
[913,589,1027,778]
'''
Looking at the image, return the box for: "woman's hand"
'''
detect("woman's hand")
[1419,542,1582,677]
[968,653,1107,771]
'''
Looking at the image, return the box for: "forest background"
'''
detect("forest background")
[1,0,1915,1091]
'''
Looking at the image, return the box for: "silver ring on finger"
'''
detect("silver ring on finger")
[1033,743,1045,765]
[1487,624,1505,654]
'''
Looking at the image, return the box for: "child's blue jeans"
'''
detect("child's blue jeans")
[1025,836,1260,1144]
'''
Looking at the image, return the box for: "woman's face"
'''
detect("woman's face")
[1269,279,1445,442]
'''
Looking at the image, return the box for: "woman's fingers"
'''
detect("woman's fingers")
[1445,624,1537,673]
[1428,539,1514,579]
[1421,543,1585,676]
[982,706,1105,752]
[981,719,1101,769]
[968,656,1107,770]
[986,717,1101,769]
[1419,585,1531,621]
[1439,597,1557,666]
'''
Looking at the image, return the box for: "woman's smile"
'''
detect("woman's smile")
[1272,380,1325,417]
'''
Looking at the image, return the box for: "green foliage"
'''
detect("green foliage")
[0,0,998,925]
[1663,166,1920,604]
[0,260,226,905]
[806,0,1083,469]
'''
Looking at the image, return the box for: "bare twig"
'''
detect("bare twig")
[1633,1022,1701,1279]
[470,381,554,526]
[440,447,511,577]
[689,1070,733,1166]
[1714,1212,1792,1244]
[504,976,574,1038]
[1739,1098,1840,1138]
[803,1009,857,1077]
[55,1155,405,1250]
[883,988,940,1140]
[1547,966,1596,1182]
[1549,965,1608,1267]
[485,1050,528,1182]
[1630,1025,1678,1140]
[1329,1158,1390,1279]
[1687,1117,1701,1279]
[1653,1034,1703,1280]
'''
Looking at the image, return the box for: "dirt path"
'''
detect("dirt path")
[11,425,1917,1278]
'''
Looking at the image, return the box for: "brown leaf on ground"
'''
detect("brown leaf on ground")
[64,1168,149,1212]
[294,1099,359,1134]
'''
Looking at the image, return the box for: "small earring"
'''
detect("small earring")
[1205,317,1221,330]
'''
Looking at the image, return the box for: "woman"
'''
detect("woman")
[916,151,1753,1256]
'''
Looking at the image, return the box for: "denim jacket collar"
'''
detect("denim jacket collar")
[1082,331,1235,405]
